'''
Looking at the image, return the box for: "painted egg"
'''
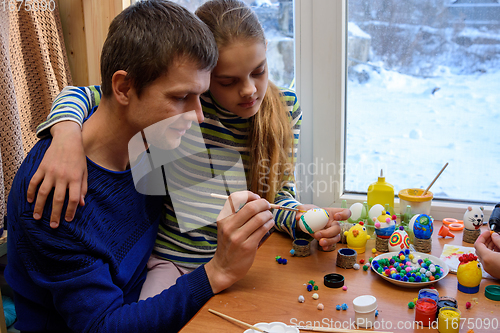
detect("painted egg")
[388,227,410,252]
[368,204,385,221]
[457,258,482,288]
[344,223,371,253]
[299,208,330,234]
[463,206,484,231]
[413,214,434,240]
[349,202,364,221]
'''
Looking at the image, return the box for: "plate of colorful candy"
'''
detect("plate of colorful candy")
[371,250,449,288]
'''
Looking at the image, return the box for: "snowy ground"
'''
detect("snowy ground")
[345,65,500,203]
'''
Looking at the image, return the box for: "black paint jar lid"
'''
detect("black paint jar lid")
[324,273,345,288]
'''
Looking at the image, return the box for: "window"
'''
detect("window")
[168,0,295,90]
[296,0,499,219]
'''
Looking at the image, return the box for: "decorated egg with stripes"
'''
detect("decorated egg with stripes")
[389,227,410,252]
[299,209,330,234]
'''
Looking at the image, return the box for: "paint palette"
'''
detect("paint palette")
[244,322,299,333]
[371,252,449,288]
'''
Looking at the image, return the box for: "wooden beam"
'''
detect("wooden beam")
[57,0,88,86]
[57,0,131,86]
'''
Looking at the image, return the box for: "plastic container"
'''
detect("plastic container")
[352,295,377,328]
[415,298,437,327]
[437,307,461,333]
[436,297,457,320]
[367,170,394,211]
[418,288,439,303]
[398,188,433,216]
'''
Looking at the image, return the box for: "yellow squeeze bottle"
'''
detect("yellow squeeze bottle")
[367,169,394,210]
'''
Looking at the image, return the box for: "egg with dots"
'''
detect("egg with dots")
[388,226,410,252]
[299,208,330,234]
[344,222,371,254]
[463,206,484,231]
[374,211,397,239]
[457,253,482,294]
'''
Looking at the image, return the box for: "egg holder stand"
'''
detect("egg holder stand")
[413,237,432,253]
[339,223,352,244]
[375,236,390,252]
[336,248,357,269]
[462,228,481,244]
[292,239,311,257]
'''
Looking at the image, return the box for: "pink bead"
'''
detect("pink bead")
[405,267,412,273]
[342,286,347,291]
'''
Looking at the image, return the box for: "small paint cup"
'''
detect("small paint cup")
[436,297,457,320]
[437,307,461,333]
[415,297,437,327]
[353,295,377,328]
[418,288,439,303]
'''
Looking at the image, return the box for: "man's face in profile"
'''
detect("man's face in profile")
[127,57,210,151]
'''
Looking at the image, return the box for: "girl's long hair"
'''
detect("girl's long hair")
[196,0,295,202]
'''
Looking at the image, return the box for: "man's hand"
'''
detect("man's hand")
[205,191,274,294]
[27,121,87,228]
[475,230,500,279]
[296,205,351,251]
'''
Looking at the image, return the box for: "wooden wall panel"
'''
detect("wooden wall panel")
[57,0,88,86]
[57,0,131,86]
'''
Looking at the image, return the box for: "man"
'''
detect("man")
[5,1,273,332]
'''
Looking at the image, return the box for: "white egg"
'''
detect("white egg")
[368,204,385,221]
[408,214,419,231]
[299,209,330,234]
[349,202,363,221]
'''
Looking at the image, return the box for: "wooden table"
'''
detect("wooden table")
[180,222,500,332]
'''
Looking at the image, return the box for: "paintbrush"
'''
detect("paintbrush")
[297,326,394,333]
[208,309,269,333]
[422,162,448,196]
[210,193,307,213]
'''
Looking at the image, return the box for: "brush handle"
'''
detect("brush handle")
[208,309,266,332]
[210,193,305,213]
[422,162,448,196]
[298,326,393,333]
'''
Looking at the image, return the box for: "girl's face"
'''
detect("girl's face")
[209,40,268,118]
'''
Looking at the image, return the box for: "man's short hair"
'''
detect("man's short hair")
[100,0,218,97]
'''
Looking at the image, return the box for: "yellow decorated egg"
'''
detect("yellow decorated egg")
[457,253,482,293]
[299,208,330,234]
[344,223,370,254]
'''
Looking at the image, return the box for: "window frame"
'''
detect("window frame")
[294,0,495,220]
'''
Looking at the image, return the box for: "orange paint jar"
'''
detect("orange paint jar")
[415,298,437,327]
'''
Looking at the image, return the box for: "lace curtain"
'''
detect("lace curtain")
[0,5,72,237]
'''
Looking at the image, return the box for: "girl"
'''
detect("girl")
[28,0,349,298]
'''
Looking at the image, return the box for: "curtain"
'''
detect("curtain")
[0,4,72,238]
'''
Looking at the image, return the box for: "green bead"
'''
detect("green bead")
[309,280,315,285]
[409,277,415,282]
[314,285,319,290]
[363,264,369,271]
[408,302,415,309]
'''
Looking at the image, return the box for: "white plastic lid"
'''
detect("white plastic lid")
[353,295,377,313]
